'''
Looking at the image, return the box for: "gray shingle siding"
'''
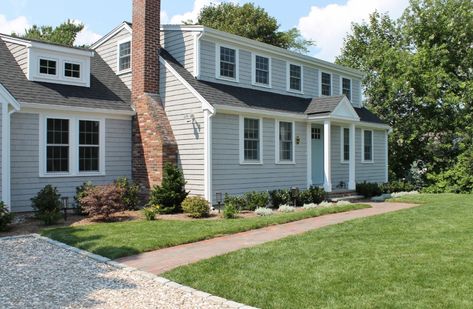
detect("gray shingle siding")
[5,42,28,76]
[161,30,196,75]
[10,112,132,212]
[355,128,387,183]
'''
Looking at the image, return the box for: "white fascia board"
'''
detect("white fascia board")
[91,22,132,49]
[213,104,306,120]
[0,84,20,111]
[19,102,135,119]
[159,56,215,114]
[201,29,364,79]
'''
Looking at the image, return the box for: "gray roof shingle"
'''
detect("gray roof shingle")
[0,38,132,111]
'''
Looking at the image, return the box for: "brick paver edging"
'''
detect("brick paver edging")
[3,234,256,309]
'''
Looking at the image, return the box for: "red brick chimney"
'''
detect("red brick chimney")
[132,0,177,189]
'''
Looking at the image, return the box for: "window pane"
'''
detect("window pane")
[342,78,351,100]
[119,41,131,71]
[364,131,373,161]
[220,47,236,78]
[279,122,293,161]
[65,63,81,78]
[343,128,350,161]
[46,146,69,172]
[289,64,301,91]
[40,59,57,75]
[79,146,99,172]
[46,118,69,173]
[244,118,260,161]
[79,120,99,146]
[322,72,331,96]
[255,55,269,85]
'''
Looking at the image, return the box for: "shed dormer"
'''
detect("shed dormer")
[1,35,94,88]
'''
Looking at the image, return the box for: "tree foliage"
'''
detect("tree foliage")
[336,0,473,182]
[13,19,84,46]
[197,2,314,54]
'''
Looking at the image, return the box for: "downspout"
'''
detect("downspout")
[2,105,15,211]
[193,31,204,79]
[203,108,214,204]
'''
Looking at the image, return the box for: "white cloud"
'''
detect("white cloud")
[298,0,409,61]
[170,0,220,24]
[70,19,102,46]
[0,15,29,35]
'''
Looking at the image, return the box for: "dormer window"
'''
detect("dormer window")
[253,54,271,87]
[219,46,237,79]
[288,63,303,93]
[342,77,351,100]
[65,62,81,78]
[39,59,57,75]
[118,41,131,72]
[321,72,331,96]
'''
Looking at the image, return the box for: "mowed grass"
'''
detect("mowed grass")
[164,194,473,309]
[42,204,369,259]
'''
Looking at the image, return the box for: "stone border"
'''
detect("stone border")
[2,234,256,309]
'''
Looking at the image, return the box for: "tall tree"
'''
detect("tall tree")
[197,2,314,54]
[336,0,473,180]
[13,19,84,46]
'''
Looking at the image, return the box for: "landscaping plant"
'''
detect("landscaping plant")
[223,194,246,211]
[74,181,95,214]
[115,177,141,210]
[148,163,189,214]
[255,207,273,216]
[31,185,62,225]
[79,184,125,221]
[223,202,239,219]
[0,201,14,232]
[143,206,159,221]
[356,181,382,198]
[268,189,287,208]
[244,191,269,211]
[182,196,210,218]
[278,205,296,213]
[305,186,327,204]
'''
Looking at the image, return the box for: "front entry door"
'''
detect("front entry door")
[311,125,324,186]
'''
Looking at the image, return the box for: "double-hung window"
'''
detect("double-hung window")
[79,120,100,172]
[118,41,131,72]
[219,46,237,79]
[64,62,81,78]
[46,119,69,173]
[40,59,57,76]
[341,127,350,163]
[254,55,270,86]
[241,117,262,163]
[321,72,331,96]
[277,121,294,163]
[363,130,373,162]
[342,78,351,100]
[288,64,302,92]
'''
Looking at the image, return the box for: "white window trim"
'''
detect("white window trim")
[38,56,59,79]
[63,59,83,81]
[340,76,352,101]
[320,71,332,96]
[275,119,296,164]
[340,126,350,164]
[39,114,106,177]
[361,129,374,163]
[286,62,304,94]
[239,115,263,165]
[116,38,132,75]
[215,43,239,82]
[251,53,272,88]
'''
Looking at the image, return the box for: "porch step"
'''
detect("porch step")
[329,195,365,202]
[327,190,364,202]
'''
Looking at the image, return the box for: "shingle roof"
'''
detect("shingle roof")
[160,49,385,124]
[0,38,132,111]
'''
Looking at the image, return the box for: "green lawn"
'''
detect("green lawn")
[164,194,473,309]
[42,204,369,259]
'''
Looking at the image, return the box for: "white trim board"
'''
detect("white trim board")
[239,115,264,165]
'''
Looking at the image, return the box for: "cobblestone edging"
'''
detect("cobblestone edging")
[1,234,257,309]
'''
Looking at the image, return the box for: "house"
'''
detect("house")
[0,0,389,212]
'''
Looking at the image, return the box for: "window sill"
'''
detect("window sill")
[361,160,374,164]
[287,88,304,95]
[117,68,131,76]
[216,75,239,83]
[252,82,272,89]
[340,161,349,165]
[275,161,296,165]
[39,171,105,178]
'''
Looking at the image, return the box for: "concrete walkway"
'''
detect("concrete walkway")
[117,202,417,275]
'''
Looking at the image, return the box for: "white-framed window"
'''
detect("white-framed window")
[216,44,239,81]
[39,58,58,76]
[341,127,350,163]
[275,120,295,164]
[40,114,105,177]
[287,63,303,93]
[239,116,263,164]
[321,72,331,96]
[362,129,374,163]
[252,54,271,87]
[117,40,131,73]
[342,77,351,101]
[64,62,81,79]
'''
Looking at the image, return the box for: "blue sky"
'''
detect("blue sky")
[0,0,409,61]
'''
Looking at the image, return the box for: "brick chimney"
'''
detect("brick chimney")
[132,0,177,189]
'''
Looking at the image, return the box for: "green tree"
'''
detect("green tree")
[13,19,84,46]
[197,2,314,54]
[336,0,473,180]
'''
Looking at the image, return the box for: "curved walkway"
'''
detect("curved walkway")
[117,202,418,275]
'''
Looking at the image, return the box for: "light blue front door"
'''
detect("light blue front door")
[311,125,324,186]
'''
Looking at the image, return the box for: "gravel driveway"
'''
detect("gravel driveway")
[0,235,253,309]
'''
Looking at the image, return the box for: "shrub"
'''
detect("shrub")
[223,202,239,219]
[182,196,210,218]
[269,190,285,208]
[278,205,295,213]
[148,163,189,214]
[318,201,333,207]
[305,186,327,204]
[244,191,269,211]
[255,207,273,216]
[0,201,14,232]
[380,181,415,193]
[223,194,246,211]
[356,181,382,198]
[288,188,304,206]
[115,177,141,210]
[302,203,319,209]
[75,181,95,214]
[79,184,125,221]
[143,206,159,221]
[31,185,62,225]
[336,200,351,206]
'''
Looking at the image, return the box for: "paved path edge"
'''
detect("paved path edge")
[5,234,257,309]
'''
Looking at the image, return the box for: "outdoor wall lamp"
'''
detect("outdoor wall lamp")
[216,192,223,213]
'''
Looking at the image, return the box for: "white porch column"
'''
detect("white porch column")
[323,120,332,192]
[348,123,356,190]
